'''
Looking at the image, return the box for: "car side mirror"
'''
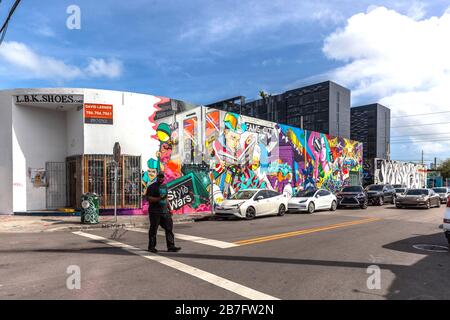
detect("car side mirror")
[256,196,263,201]
[315,194,319,198]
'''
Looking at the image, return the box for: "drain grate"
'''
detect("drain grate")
[413,244,449,253]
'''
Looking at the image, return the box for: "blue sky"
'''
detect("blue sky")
[1,0,450,162]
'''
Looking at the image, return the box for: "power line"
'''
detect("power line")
[391,132,450,138]
[391,121,450,128]
[390,138,450,144]
[393,160,435,162]
[0,0,21,46]
[391,137,450,142]
[391,110,450,118]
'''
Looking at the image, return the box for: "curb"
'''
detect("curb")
[44,218,197,233]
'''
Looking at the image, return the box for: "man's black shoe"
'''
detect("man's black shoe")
[148,248,158,253]
[167,247,181,252]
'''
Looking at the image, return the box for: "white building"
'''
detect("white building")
[0,88,196,215]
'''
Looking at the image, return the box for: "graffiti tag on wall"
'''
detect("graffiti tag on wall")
[374,158,427,188]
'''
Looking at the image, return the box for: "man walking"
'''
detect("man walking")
[145,172,181,253]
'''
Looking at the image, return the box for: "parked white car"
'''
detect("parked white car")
[433,187,450,204]
[288,189,337,214]
[215,189,288,220]
[444,197,450,248]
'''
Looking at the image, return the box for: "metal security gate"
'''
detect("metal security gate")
[46,162,67,209]
[83,155,141,209]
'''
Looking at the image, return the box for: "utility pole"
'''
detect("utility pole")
[0,0,22,46]
[421,150,424,166]
[434,157,437,170]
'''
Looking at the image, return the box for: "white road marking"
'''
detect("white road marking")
[73,231,279,300]
[126,227,239,249]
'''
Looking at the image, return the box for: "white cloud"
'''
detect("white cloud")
[0,41,82,80]
[0,41,123,81]
[85,58,123,79]
[323,6,450,161]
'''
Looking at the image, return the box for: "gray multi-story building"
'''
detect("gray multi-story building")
[350,103,391,161]
[205,80,351,139]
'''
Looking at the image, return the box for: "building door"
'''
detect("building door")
[67,158,78,208]
[46,162,67,209]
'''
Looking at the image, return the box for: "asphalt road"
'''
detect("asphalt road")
[0,204,448,300]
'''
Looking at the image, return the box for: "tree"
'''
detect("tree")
[259,90,268,99]
[438,158,450,179]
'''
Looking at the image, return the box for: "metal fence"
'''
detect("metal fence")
[46,162,67,209]
[83,154,141,209]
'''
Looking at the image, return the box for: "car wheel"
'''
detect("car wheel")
[360,200,368,209]
[396,204,403,209]
[307,202,315,214]
[245,207,256,220]
[378,197,384,206]
[330,200,337,211]
[277,204,286,216]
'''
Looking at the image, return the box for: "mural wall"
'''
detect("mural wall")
[145,104,363,215]
[373,158,427,188]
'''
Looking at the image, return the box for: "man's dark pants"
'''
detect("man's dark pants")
[148,213,175,250]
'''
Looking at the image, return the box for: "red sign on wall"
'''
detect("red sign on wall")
[84,103,113,124]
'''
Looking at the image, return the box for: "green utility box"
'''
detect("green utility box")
[80,193,100,224]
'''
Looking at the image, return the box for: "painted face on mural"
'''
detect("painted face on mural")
[224,129,241,153]
[148,168,158,181]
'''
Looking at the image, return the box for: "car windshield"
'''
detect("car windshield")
[405,189,428,196]
[296,190,317,197]
[367,185,384,191]
[433,188,447,193]
[228,190,257,200]
[341,186,362,192]
[395,188,406,193]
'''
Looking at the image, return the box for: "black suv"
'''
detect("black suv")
[336,185,368,209]
[365,184,396,206]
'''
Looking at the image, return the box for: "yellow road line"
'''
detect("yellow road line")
[234,217,381,246]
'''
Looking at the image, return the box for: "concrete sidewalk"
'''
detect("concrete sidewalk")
[0,214,207,233]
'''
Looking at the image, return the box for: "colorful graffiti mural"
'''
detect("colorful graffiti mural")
[278,124,362,193]
[145,104,363,215]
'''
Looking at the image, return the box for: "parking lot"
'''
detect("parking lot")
[0,204,448,300]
